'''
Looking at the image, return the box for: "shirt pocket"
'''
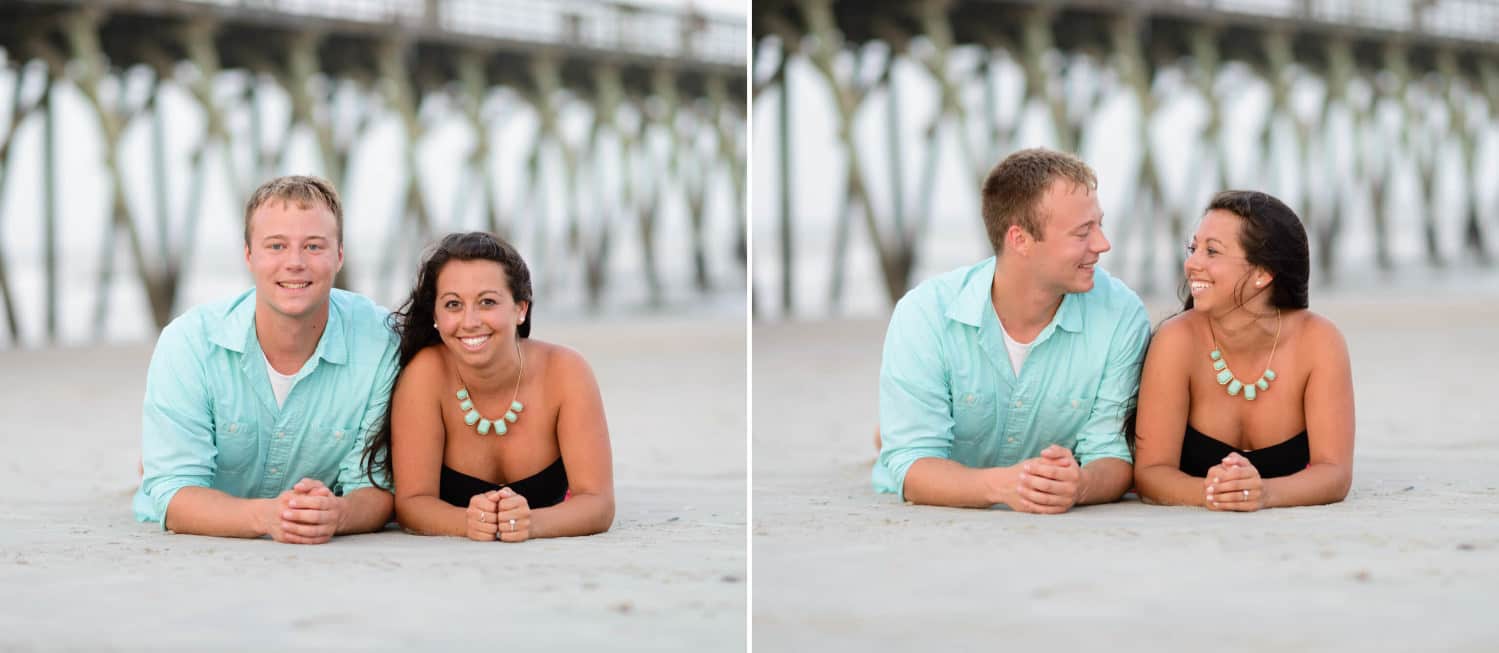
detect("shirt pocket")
[1050,395,1096,449]
[302,423,361,487]
[951,390,995,444]
[214,420,260,472]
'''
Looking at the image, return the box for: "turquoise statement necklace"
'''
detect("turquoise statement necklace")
[1208,309,1280,401]
[455,338,525,435]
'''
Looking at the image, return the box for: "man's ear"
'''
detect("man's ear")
[1008,225,1032,256]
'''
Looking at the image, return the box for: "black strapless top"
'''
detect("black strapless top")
[439,457,568,508]
[1179,425,1309,479]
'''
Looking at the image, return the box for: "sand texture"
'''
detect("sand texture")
[753,299,1499,652]
[0,318,746,651]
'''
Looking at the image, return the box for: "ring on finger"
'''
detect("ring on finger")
[1243,489,1249,500]
[509,518,517,532]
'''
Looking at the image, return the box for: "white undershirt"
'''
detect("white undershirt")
[264,353,299,408]
[998,320,1035,377]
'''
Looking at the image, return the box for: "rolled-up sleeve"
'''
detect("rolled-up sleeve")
[873,291,955,498]
[333,333,398,495]
[1072,300,1151,466]
[134,320,216,526]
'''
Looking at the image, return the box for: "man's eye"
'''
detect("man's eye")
[307,244,321,251]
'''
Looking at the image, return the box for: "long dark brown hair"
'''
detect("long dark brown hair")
[362,232,533,490]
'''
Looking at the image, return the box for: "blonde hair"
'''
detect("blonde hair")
[243,175,343,246]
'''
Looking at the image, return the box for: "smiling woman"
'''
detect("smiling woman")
[361,232,615,542]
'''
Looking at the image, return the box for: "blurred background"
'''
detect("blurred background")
[751,0,1499,319]
[0,0,747,350]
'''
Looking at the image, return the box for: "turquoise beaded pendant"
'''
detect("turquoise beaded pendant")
[456,388,524,436]
[1209,349,1274,402]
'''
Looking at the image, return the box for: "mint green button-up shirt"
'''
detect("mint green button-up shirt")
[874,257,1150,498]
[134,288,399,525]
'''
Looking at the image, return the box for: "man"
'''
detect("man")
[874,148,1149,513]
[134,175,398,543]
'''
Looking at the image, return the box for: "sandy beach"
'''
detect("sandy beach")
[753,297,1499,651]
[0,317,746,651]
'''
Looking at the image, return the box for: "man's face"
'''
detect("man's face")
[244,200,342,321]
[1025,180,1110,295]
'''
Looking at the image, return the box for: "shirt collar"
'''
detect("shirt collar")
[945,256,1085,334]
[207,289,348,366]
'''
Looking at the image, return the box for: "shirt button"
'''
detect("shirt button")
[335,430,344,439]
[1014,401,1023,408]
[269,466,279,474]
[277,431,285,439]
[228,423,238,433]
[1071,400,1080,409]
[1008,437,1017,443]
[964,394,974,405]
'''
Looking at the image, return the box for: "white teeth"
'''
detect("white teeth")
[1190,282,1211,292]
[460,336,490,348]
[279,282,310,289]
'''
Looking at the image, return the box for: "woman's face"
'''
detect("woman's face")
[1184,209,1268,313]
[433,259,528,367]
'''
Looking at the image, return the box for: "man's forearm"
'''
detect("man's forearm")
[164,486,271,538]
[336,487,394,534]
[902,457,1013,508]
[1077,457,1133,505]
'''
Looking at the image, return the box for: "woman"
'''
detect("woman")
[363,232,614,540]
[1134,191,1353,511]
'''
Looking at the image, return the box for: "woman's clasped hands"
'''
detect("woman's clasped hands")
[1205,452,1267,512]
[465,487,534,542]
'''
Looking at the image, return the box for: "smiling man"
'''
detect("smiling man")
[874,148,1150,512]
[134,175,398,542]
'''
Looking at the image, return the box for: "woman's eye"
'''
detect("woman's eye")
[444,301,460,310]
[481,298,497,306]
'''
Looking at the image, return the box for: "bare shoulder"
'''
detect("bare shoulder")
[1146,311,1198,362]
[530,340,596,381]
[402,344,447,382]
[1294,310,1349,357]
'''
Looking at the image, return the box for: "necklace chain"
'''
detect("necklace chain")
[1206,309,1281,401]
[454,338,525,435]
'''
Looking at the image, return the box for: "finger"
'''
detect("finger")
[497,528,530,543]
[1023,461,1079,483]
[1018,472,1070,497]
[497,487,517,499]
[309,486,335,498]
[497,495,529,512]
[469,495,498,513]
[1016,483,1073,508]
[276,532,332,545]
[279,520,336,539]
[1012,494,1067,515]
[282,508,337,525]
[469,518,498,535]
[469,507,500,526]
[495,506,531,523]
[1207,485,1258,506]
[1039,445,1068,460]
[1207,478,1261,495]
[287,495,332,511]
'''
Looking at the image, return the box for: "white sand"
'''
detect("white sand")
[753,298,1499,651]
[0,318,746,651]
